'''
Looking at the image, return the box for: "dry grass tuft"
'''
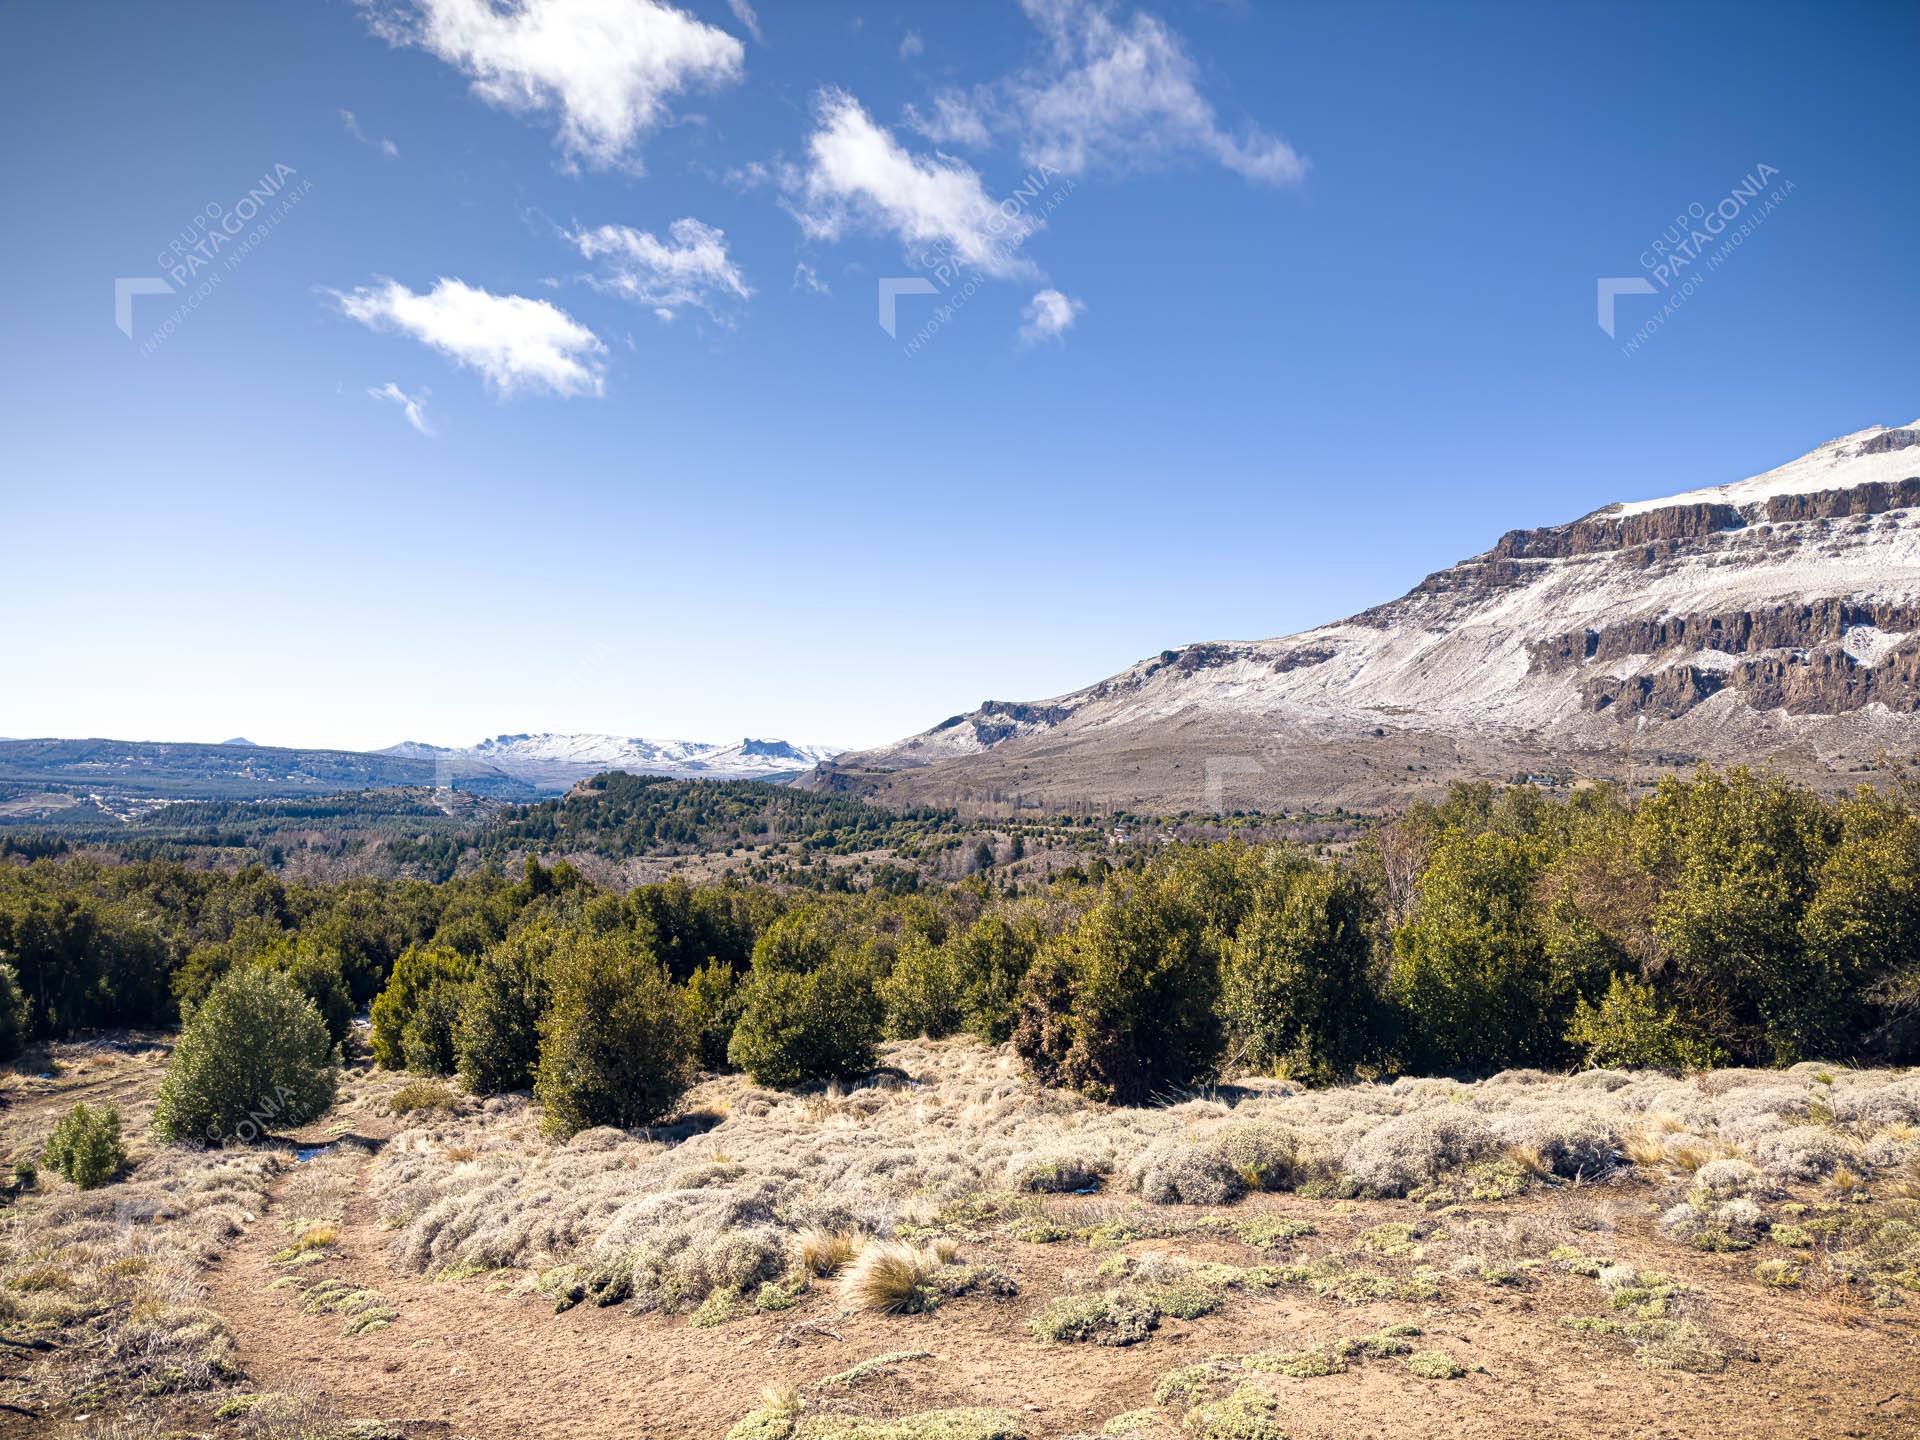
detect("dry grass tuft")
[796,1227,864,1278]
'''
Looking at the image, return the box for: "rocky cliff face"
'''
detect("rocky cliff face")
[817,420,1920,812]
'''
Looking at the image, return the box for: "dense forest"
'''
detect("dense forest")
[5,767,1919,1130]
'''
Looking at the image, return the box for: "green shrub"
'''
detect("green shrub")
[43,1102,125,1188]
[879,933,966,1040]
[686,958,745,1070]
[1012,875,1219,1104]
[955,911,1041,1044]
[0,963,26,1063]
[369,945,472,1073]
[729,953,883,1089]
[152,965,337,1144]
[534,930,697,1137]
[1566,972,1721,1070]
[1219,852,1375,1084]
[12,1157,36,1190]
[457,926,553,1095]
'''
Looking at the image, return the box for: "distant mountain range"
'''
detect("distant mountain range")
[380,733,840,789]
[813,418,1920,813]
[0,731,841,817]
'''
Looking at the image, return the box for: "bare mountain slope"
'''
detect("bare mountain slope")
[816,420,1920,813]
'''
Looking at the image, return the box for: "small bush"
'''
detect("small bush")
[1181,1386,1286,1440]
[729,954,883,1090]
[1133,1121,1301,1205]
[457,927,552,1094]
[1566,973,1722,1071]
[389,1080,459,1115]
[1028,1287,1161,1345]
[1012,876,1220,1105]
[1345,1109,1497,1196]
[1005,1143,1113,1193]
[153,966,337,1145]
[43,1101,125,1188]
[534,930,697,1138]
[1406,1350,1465,1380]
[370,945,472,1074]
[0,963,27,1062]
[879,934,967,1040]
[687,958,746,1070]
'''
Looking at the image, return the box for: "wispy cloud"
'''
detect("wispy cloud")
[899,30,924,60]
[726,0,762,44]
[567,217,752,320]
[792,261,830,296]
[911,0,1306,187]
[788,87,1039,280]
[331,277,607,397]
[367,381,435,433]
[339,107,401,158]
[1020,287,1084,344]
[356,0,745,171]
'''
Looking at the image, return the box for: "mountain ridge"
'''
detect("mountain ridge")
[811,418,1920,813]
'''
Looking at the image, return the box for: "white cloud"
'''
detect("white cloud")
[789,88,1039,279]
[331,278,607,397]
[368,381,435,434]
[339,108,401,158]
[904,91,992,149]
[911,1,1305,187]
[567,217,752,319]
[792,261,830,296]
[726,0,762,43]
[358,0,745,170]
[1020,287,1083,344]
[899,30,924,60]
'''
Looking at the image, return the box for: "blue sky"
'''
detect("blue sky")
[2,0,1915,752]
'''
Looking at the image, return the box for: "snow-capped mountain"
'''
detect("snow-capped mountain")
[816,419,1920,812]
[384,733,841,791]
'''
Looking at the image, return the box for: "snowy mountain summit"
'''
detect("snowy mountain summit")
[816,419,1920,812]
[384,732,840,790]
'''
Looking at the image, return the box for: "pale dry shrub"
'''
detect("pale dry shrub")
[1004,1142,1114,1193]
[1753,1125,1860,1181]
[1691,1158,1768,1199]
[1491,1109,1619,1179]
[1345,1110,1497,1196]
[1128,1120,1300,1205]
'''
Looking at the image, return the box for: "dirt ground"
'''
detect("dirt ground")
[5,1043,1918,1440]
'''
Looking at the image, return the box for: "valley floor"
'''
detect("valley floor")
[5,1039,1918,1439]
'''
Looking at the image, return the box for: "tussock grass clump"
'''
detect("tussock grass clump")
[796,1227,864,1278]
[841,1241,948,1313]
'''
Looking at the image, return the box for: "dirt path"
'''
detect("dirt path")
[205,1134,1920,1440]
